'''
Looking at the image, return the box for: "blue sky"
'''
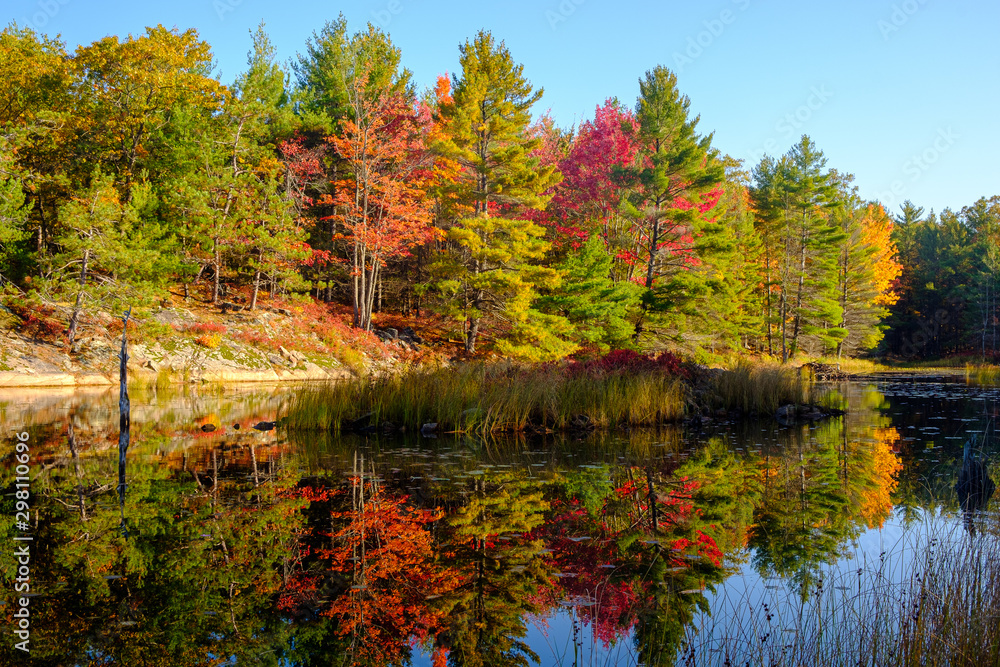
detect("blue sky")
[10,0,999,215]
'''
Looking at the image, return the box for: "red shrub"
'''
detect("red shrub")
[9,302,65,340]
[567,349,691,379]
[106,318,139,336]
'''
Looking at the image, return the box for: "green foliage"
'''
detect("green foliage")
[44,171,172,309]
[629,65,724,291]
[293,16,414,128]
[557,466,613,519]
[751,136,847,360]
[438,30,560,215]
[537,235,642,350]
[232,22,295,148]
[433,216,576,360]
[0,20,985,365]
[0,148,30,278]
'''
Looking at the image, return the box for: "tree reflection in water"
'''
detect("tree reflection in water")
[0,383,918,666]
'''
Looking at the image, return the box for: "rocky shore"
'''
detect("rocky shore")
[0,306,356,387]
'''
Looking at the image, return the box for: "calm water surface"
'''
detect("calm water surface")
[2,374,997,665]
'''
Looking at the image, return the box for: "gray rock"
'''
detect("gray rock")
[345,412,374,432]
[775,404,795,425]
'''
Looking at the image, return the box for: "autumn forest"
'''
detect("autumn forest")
[1,18,999,363]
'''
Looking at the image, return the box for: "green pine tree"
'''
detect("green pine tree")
[432,216,576,361]
[752,136,845,360]
[432,31,563,354]
[0,140,30,282]
[293,17,413,131]
[45,171,171,344]
[629,66,724,292]
[537,234,642,352]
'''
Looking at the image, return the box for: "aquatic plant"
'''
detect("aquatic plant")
[706,360,805,415]
[681,511,1000,666]
[965,363,1000,385]
[284,360,686,435]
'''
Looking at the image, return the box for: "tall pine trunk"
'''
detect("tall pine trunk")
[67,248,90,347]
[764,247,773,356]
[212,241,222,304]
[645,202,661,289]
[790,216,808,357]
[466,287,483,353]
[250,250,264,311]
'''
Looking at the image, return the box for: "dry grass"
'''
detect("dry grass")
[965,364,1000,385]
[681,512,1000,666]
[707,360,805,415]
[283,362,686,435]
[813,356,889,374]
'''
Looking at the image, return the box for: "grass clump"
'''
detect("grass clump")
[812,356,888,374]
[965,363,1000,385]
[285,352,688,435]
[707,360,804,415]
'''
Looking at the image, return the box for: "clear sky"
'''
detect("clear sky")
[10,0,999,215]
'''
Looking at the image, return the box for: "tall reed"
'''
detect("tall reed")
[965,363,1000,386]
[283,362,686,435]
[707,360,805,415]
[682,511,1000,666]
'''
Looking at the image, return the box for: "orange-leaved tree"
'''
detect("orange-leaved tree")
[324,70,438,331]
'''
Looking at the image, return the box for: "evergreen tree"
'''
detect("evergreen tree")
[536,235,642,351]
[166,26,307,306]
[45,172,170,344]
[437,30,559,217]
[649,156,762,358]
[628,66,724,292]
[782,137,845,357]
[749,154,788,356]
[293,17,413,130]
[751,137,844,360]
[231,23,294,160]
[233,26,307,310]
[0,139,30,282]
[432,216,576,361]
[433,30,562,354]
[961,196,1000,359]
[832,187,901,359]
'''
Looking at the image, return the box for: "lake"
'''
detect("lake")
[2,374,998,666]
